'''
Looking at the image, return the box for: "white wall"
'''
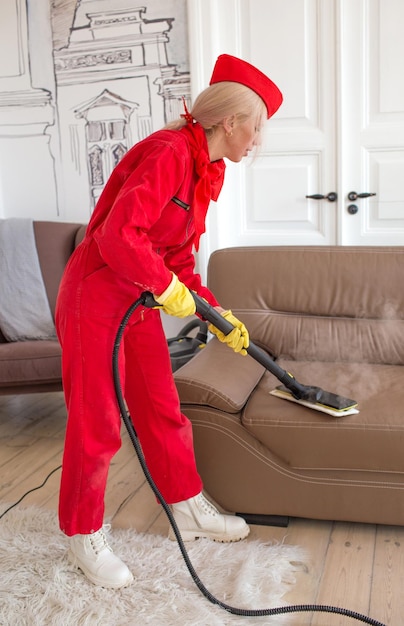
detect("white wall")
[0,0,189,222]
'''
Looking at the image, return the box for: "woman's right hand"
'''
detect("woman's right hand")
[154,274,196,318]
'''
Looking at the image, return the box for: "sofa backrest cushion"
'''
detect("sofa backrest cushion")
[34,221,86,318]
[207,246,404,365]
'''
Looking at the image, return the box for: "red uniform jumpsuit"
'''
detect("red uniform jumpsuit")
[56,122,225,536]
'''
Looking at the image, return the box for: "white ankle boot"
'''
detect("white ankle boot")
[168,492,250,542]
[68,525,133,588]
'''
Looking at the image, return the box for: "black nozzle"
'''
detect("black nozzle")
[142,291,160,308]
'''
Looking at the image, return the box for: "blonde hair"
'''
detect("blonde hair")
[164,82,267,136]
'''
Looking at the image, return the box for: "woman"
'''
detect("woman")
[56,54,283,588]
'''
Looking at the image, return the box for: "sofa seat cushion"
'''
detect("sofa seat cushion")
[174,338,265,413]
[0,341,62,386]
[242,359,404,474]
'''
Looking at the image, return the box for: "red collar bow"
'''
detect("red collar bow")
[181,122,225,250]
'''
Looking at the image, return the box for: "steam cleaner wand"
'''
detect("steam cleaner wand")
[189,291,358,416]
[110,291,384,625]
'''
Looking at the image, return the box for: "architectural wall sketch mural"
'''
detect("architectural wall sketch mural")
[0,0,190,221]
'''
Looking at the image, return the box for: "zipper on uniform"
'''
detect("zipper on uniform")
[172,196,190,211]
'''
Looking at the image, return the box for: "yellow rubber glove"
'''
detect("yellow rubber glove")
[155,274,196,318]
[208,310,249,355]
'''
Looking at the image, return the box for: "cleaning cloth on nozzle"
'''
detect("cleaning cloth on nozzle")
[270,387,359,418]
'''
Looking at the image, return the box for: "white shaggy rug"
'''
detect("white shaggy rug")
[0,505,307,626]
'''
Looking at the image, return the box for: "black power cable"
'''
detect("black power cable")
[112,293,386,626]
[0,465,62,521]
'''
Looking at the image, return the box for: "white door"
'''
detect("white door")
[339,0,404,244]
[187,0,404,276]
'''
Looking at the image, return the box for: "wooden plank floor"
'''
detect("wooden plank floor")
[1,392,403,626]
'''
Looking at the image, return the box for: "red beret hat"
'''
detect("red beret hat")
[209,54,283,119]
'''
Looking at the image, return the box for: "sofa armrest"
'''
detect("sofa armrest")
[174,338,265,413]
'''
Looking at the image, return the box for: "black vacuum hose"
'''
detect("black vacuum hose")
[112,293,386,625]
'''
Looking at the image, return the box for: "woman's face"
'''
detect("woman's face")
[224,115,264,162]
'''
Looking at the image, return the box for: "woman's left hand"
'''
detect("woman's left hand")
[208,310,249,355]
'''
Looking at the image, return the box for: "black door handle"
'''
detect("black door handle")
[306,192,338,202]
[347,191,377,201]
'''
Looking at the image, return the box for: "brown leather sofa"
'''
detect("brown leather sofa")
[0,221,86,395]
[174,246,404,527]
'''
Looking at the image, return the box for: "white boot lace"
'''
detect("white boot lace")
[196,494,219,517]
[89,526,112,555]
